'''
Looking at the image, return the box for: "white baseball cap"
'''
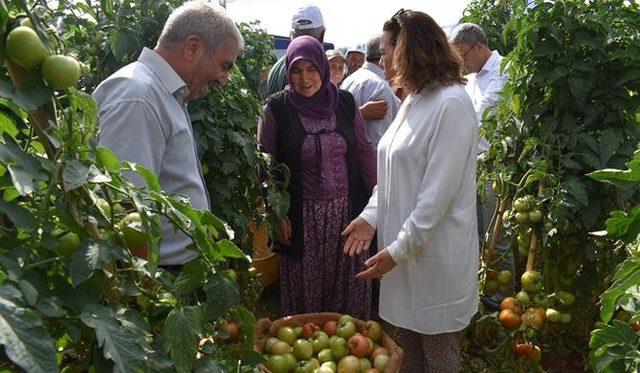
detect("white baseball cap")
[346,46,365,55]
[291,4,324,30]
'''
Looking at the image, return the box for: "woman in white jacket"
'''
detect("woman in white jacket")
[342,9,479,372]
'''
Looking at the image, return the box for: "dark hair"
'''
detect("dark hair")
[365,35,381,63]
[383,10,465,92]
[291,26,325,43]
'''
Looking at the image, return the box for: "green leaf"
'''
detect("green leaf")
[599,130,624,165]
[203,273,239,322]
[599,253,640,322]
[568,77,591,105]
[588,150,640,189]
[0,135,47,195]
[0,296,58,373]
[63,159,111,191]
[602,207,640,242]
[161,306,203,373]
[564,178,588,206]
[69,241,124,286]
[589,321,639,371]
[80,304,148,373]
[216,239,247,260]
[124,162,161,192]
[0,79,53,111]
[34,297,67,318]
[18,279,37,307]
[108,29,139,62]
[95,146,120,173]
[194,356,224,373]
[173,259,206,299]
[0,199,36,231]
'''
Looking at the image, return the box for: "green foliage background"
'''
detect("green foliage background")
[462,0,640,371]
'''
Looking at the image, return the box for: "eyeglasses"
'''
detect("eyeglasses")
[391,8,409,24]
[461,41,479,60]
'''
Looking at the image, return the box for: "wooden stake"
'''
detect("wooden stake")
[526,231,537,271]
[485,199,507,263]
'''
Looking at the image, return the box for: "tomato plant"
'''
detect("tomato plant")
[463,0,640,371]
[0,2,264,372]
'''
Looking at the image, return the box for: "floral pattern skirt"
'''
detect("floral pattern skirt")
[279,196,371,319]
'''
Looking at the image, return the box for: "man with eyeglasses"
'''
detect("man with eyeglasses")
[451,23,507,154]
[451,23,511,308]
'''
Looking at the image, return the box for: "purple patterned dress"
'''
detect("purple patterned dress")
[259,105,377,319]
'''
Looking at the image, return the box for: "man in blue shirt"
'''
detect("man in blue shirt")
[94,1,243,265]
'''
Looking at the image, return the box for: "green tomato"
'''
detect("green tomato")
[118,212,148,249]
[546,308,561,322]
[518,245,529,257]
[497,270,513,286]
[492,180,503,194]
[484,279,499,295]
[54,229,81,257]
[516,233,531,248]
[41,54,81,89]
[528,209,543,223]
[513,198,529,213]
[6,26,49,69]
[515,212,529,224]
[19,18,34,29]
[502,209,511,223]
[521,270,542,293]
[516,290,530,305]
[556,290,575,306]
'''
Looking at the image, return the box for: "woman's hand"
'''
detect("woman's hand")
[277,218,292,245]
[355,248,397,279]
[341,217,376,256]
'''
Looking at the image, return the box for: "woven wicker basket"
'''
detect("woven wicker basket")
[255,312,403,372]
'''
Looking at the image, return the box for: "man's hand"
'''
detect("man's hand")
[355,248,397,279]
[341,217,376,256]
[277,218,292,245]
[360,100,388,121]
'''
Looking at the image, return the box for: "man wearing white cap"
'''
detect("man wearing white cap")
[326,49,347,85]
[266,4,326,95]
[345,46,365,78]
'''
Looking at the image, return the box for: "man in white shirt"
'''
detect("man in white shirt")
[93,1,243,266]
[341,36,401,148]
[451,23,507,154]
[451,23,511,306]
[345,46,365,78]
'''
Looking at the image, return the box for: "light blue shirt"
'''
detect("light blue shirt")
[93,48,209,265]
[340,62,401,148]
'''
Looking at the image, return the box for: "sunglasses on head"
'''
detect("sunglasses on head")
[391,8,409,23]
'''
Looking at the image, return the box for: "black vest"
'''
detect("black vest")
[266,90,371,259]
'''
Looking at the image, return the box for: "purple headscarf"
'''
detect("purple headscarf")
[284,35,339,119]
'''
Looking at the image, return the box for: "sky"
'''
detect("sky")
[225,0,473,49]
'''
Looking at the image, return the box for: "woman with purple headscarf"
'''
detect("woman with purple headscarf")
[258,36,377,318]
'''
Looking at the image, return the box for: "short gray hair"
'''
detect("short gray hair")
[158,1,244,52]
[450,23,488,47]
[365,35,381,62]
[291,26,325,42]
